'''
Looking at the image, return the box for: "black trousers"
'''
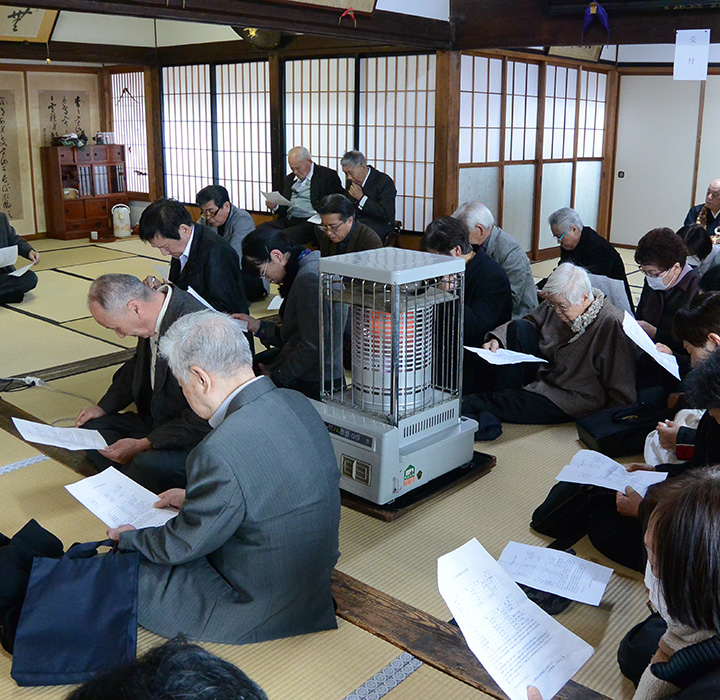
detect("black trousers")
[617,613,667,687]
[82,412,190,493]
[586,499,646,572]
[0,269,38,305]
[256,217,316,245]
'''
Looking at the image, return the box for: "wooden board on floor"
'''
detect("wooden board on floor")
[332,570,610,700]
[0,307,119,377]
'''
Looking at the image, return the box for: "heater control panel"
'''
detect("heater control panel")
[324,421,374,449]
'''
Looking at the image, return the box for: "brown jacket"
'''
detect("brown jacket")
[317,220,383,257]
[489,299,637,417]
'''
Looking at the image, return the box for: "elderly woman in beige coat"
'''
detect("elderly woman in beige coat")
[462,262,636,425]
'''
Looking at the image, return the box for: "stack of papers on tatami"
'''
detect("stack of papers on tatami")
[438,538,593,700]
[557,449,667,497]
[65,467,178,529]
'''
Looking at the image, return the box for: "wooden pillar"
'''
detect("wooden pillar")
[432,50,461,219]
[98,68,113,132]
[268,52,285,192]
[145,66,164,201]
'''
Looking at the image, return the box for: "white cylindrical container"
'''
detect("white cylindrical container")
[111,204,132,238]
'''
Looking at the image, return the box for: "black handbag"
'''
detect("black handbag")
[11,539,139,687]
[576,402,667,458]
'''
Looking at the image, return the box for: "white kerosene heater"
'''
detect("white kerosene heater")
[312,248,478,506]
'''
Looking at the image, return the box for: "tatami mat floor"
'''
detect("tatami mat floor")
[0,237,648,699]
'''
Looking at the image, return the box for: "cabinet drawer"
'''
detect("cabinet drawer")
[65,220,86,232]
[89,217,110,230]
[107,195,128,207]
[85,199,108,218]
[63,200,85,220]
[58,147,75,163]
[108,146,125,162]
[91,145,108,162]
[76,148,92,163]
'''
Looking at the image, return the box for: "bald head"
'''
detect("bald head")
[706,179,720,214]
[288,146,312,179]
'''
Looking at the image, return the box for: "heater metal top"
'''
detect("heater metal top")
[317,248,464,285]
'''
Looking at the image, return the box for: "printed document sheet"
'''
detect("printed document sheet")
[498,541,613,606]
[438,538,593,700]
[0,244,18,267]
[465,346,547,365]
[9,262,34,277]
[556,449,667,497]
[13,417,107,451]
[65,467,178,529]
[622,311,680,379]
[267,295,282,310]
[261,190,292,207]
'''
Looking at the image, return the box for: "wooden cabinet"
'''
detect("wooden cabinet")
[41,145,129,240]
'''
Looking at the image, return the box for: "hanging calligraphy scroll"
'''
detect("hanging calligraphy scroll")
[0,7,57,43]
[27,71,99,232]
[0,71,33,235]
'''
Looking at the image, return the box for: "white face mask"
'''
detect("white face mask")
[644,560,670,621]
[645,267,676,291]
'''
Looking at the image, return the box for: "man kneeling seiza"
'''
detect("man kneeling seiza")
[76,274,211,493]
[108,310,341,644]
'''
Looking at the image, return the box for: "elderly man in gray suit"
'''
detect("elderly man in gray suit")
[454,201,537,319]
[108,310,341,644]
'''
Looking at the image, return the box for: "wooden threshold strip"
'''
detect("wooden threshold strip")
[331,569,610,700]
[25,349,133,383]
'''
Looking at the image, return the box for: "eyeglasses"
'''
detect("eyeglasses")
[200,206,220,218]
[544,299,571,313]
[260,260,270,279]
[321,221,345,233]
[638,266,667,279]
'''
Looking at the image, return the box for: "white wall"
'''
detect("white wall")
[610,75,701,246]
[695,75,720,203]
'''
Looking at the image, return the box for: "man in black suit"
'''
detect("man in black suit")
[76,274,211,492]
[341,150,397,241]
[685,178,720,235]
[139,197,249,316]
[422,216,513,396]
[261,146,343,244]
[0,212,39,305]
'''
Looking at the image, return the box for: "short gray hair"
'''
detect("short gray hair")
[340,150,366,168]
[288,145,311,161]
[160,310,253,384]
[453,201,495,232]
[548,207,583,232]
[88,273,153,315]
[543,263,594,306]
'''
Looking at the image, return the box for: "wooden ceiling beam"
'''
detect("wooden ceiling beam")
[452,0,720,49]
[0,40,156,64]
[0,0,451,50]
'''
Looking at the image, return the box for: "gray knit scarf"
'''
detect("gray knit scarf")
[568,289,604,343]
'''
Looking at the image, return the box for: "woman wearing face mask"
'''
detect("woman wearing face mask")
[677,224,720,276]
[635,228,702,354]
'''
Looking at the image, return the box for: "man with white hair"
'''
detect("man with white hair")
[262,146,343,244]
[462,263,636,425]
[453,201,537,318]
[108,310,341,645]
[685,178,720,237]
[76,274,210,492]
[547,207,632,309]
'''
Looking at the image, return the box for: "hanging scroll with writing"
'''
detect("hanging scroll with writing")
[37,90,90,145]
